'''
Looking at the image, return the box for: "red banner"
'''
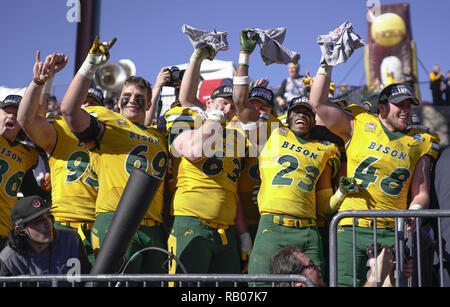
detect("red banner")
[197,79,232,104]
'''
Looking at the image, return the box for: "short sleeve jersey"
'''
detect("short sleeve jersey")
[165,106,245,225]
[85,106,168,223]
[258,126,340,219]
[0,137,38,237]
[47,115,98,223]
[340,105,440,223]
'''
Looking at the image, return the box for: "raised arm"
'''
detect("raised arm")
[60,36,115,147]
[145,67,171,126]
[309,66,353,143]
[232,29,259,124]
[18,51,67,153]
[178,47,215,109]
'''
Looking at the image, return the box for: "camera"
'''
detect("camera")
[366,243,410,260]
[167,66,185,87]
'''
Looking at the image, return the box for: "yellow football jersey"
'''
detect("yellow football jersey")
[258,126,340,219]
[47,115,98,223]
[278,114,288,127]
[340,105,440,223]
[165,107,245,225]
[85,106,168,223]
[0,137,38,237]
[232,113,283,227]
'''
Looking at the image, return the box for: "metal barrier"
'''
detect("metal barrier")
[0,273,314,287]
[329,209,450,287]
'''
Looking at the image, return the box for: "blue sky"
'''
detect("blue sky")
[0,0,449,103]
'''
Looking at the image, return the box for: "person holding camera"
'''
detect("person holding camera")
[309,24,440,287]
[363,244,413,287]
[144,66,179,127]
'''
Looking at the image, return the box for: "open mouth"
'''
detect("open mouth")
[4,121,15,129]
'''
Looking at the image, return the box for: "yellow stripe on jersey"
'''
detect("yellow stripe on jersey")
[278,114,288,127]
[339,105,440,224]
[258,126,340,219]
[47,115,98,223]
[85,106,168,223]
[0,138,38,237]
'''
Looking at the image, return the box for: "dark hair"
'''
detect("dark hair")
[7,214,56,256]
[270,245,307,287]
[270,245,305,275]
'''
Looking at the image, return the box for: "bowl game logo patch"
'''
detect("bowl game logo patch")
[365,122,377,132]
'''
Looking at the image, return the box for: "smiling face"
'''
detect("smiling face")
[118,83,150,125]
[0,106,21,141]
[378,99,412,132]
[287,105,315,138]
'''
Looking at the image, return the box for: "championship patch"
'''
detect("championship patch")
[117,119,128,126]
[278,127,289,137]
[365,122,377,132]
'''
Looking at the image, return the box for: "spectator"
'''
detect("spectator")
[0,195,91,283]
[275,61,307,115]
[144,67,171,127]
[46,95,60,116]
[363,245,413,287]
[309,24,440,287]
[103,97,116,111]
[432,145,450,286]
[164,42,247,279]
[445,70,450,105]
[369,77,383,94]
[401,66,417,91]
[270,245,326,287]
[0,94,39,250]
[60,36,169,275]
[429,65,444,105]
[232,29,357,286]
[385,69,397,86]
[18,51,99,265]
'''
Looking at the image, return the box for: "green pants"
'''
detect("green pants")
[168,216,240,275]
[91,212,167,274]
[336,225,395,287]
[248,214,324,286]
[53,221,95,266]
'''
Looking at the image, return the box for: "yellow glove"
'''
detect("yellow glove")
[79,35,117,79]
